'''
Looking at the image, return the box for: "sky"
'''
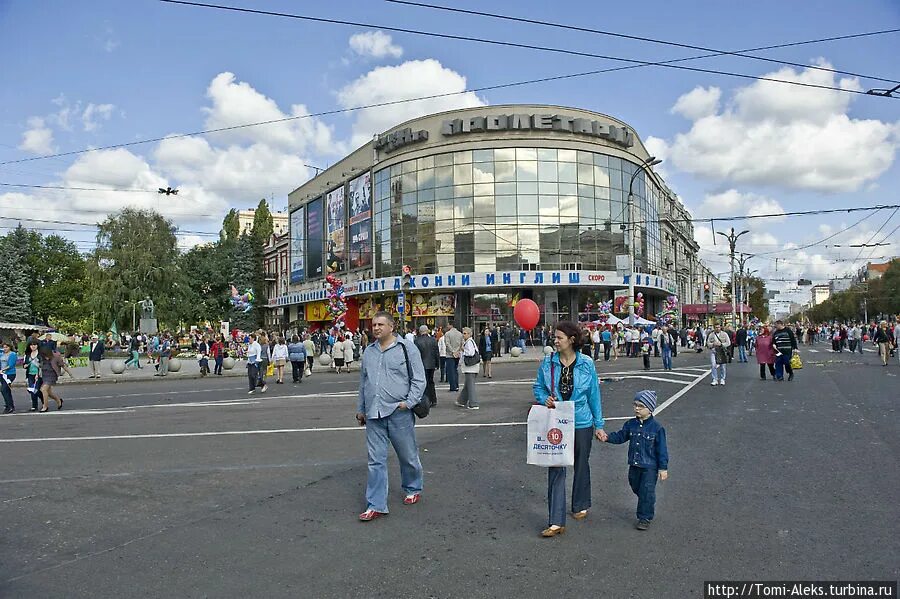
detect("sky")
[1,0,899,306]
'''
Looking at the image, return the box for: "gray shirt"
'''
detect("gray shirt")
[443,327,463,357]
[357,336,426,419]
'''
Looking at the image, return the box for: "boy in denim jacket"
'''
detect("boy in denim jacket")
[604,390,668,530]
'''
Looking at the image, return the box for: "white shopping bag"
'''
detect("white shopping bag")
[526,402,575,467]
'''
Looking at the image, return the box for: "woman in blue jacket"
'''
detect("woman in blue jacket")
[532,321,606,537]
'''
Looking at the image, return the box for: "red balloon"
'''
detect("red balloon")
[513,298,540,331]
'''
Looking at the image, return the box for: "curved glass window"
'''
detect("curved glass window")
[374,147,662,277]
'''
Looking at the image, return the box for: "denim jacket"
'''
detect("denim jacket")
[532,352,603,430]
[606,416,668,470]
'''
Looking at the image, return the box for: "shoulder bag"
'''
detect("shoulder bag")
[399,342,429,419]
[463,339,480,366]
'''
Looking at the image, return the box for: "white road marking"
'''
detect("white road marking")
[654,371,708,416]
[808,349,819,353]
[617,375,692,385]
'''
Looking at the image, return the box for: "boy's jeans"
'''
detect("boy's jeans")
[628,466,658,521]
[365,408,423,513]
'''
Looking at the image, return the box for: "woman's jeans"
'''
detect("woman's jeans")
[214,355,223,375]
[457,372,478,407]
[27,374,43,409]
[548,427,594,526]
[661,347,672,370]
[291,360,304,382]
[1,373,15,410]
[247,363,259,391]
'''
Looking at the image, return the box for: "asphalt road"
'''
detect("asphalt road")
[1,346,897,598]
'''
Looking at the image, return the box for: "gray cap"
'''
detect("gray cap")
[418,325,430,334]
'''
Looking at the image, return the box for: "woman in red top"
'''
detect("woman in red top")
[755,326,776,380]
[211,335,225,375]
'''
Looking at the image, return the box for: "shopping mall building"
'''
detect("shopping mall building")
[272,105,703,331]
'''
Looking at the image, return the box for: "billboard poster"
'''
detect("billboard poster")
[411,293,456,317]
[306,197,324,279]
[289,206,305,284]
[348,172,372,269]
[326,186,346,273]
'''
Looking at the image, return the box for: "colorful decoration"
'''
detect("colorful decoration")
[230,285,254,313]
[656,295,679,325]
[633,292,645,317]
[513,298,540,331]
[325,273,348,326]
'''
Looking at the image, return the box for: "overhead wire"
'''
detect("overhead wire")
[2,9,897,169]
[386,0,900,85]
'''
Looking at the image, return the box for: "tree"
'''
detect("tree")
[174,241,232,324]
[723,274,769,322]
[250,199,273,244]
[221,208,240,244]
[0,233,32,322]
[228,233,264,330]
[31,235,88,326]
[88,209,180,331]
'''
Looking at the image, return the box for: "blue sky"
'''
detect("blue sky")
[1,0,898,305]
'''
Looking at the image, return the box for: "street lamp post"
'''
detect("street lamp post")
[716,228,750,328]
[736,253,753,325]
[626,156,663,325]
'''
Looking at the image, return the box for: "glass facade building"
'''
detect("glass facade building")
[282,105,697,331]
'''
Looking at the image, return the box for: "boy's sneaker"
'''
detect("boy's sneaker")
[636,519,650,531]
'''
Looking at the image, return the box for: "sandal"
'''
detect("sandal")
[358,509,386,522]
[572,510,588,520]
[541,526,565,537]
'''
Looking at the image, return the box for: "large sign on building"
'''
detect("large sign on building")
[289,206,305,284]
[440,113,634,147]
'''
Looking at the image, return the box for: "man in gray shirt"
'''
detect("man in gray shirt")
[356,311,426,521]
[442,323,463,392]
[414,325,440,407]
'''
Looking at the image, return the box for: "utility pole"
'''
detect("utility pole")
[716,227,750,328]
[626,156,663,325]
[735,253,753,325]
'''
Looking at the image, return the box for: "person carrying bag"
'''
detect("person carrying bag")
[531,321,605,538]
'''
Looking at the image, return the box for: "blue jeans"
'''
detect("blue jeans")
[547,427,594,526]
[365,408,423,513]
[27,374,43,409]
[439,356,446,382]
[628,466,658,521]
[593,343,601,360]
[710,351,726,382]
[738,345,747,362]
[774,353,793,380]
[445,357,459,391]
[661,347,672,370]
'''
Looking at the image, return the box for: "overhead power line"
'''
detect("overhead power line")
[2,14,896,170]
[158,0,897,101]
[0,215,220,236]
[386,0,900,85]
[750,209,882,257]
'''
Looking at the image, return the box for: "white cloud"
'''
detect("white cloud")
[349,31,403,59]
[655,60,899,192]
[693,189,784,222]
[337,59,486,148]
[202,72,339,156]
[19,117,56,155]
[671,86,721,120]
[82,103,115,131]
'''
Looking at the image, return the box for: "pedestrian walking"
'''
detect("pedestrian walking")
[1,340,18,414]
[603,390,669,531]
[343,333,356,372]
[271,337,289,383]
[437,331,447,383]
[155,334,172,377]
[755,326,777,380]
[288,335,306,383]
[256,334,271,389]
[443,323,463,392]
[592,327,602,361]
[38,348,65,411]
[478,326,496,379]
[414,325,439,407]
[212,335,225,375]
[332,335,346,373]
[601,327,612,361]
[706,322,730,386]
[356,311,426,522]
[197,336,210,377]
[303,334,316,377]
[126,334,143,370]
[659,325,674,371]
[23,340,43,411]
[246,334,267,394]
[455,327,481,410]
[735,325,748,363]
[873,321,892,367]
[772,320,798,381]
[532,321,605,537]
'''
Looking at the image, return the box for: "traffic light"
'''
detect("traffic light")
[402,264,411,291]
[703,282,711,303]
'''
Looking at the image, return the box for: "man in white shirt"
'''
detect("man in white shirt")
[591,328,601,361]
[651,326,661,357]
[246,334,267,394]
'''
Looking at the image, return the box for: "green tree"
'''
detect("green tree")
[0,233,32,322]
[88,208,179,331]
[32,234,89,326]
[723,275,769,322]
[250,199,273,243]
[228,233,263,330]
[174,241,232,324]
[221,208,240,244]
[868,260,900,317]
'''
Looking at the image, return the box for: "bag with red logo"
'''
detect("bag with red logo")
[526,401,575,467]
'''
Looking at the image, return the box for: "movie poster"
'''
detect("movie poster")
[326,186,346,273]
[306,197,324,278]
[289,206,305,284]
[410,293,456,317]
[348,172,372,269]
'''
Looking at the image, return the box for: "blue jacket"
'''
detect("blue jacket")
[606,416,668,470]
[532,352,603,430]
[287,342,306,362]
[2,351,17,376]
